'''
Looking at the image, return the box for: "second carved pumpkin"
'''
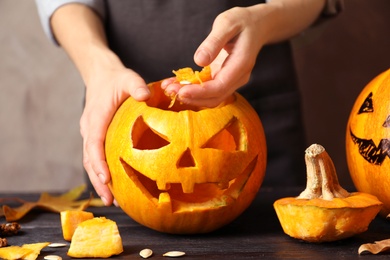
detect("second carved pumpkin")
[346,68,390,216]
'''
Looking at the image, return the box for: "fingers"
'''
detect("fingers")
[176,72,250,108]
[83,145,114,206]
[194,8,243,67]
[80,110,114,206]
[186,8,259,108]
[80,69,149,206]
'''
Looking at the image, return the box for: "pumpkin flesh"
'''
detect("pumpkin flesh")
[60,210,94,241]
[67,217,123,258]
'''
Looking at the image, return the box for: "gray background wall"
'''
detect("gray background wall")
[1,0,389,192]
[1,1,84,192]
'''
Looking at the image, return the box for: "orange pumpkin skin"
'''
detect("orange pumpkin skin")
[346,68,390,216]
[105,81,267,234]
[274,193,382,242]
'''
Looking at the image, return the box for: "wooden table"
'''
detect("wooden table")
[2,187,390,259]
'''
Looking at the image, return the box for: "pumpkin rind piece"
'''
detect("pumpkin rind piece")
[274,144,382,243]
[60,210,94,241]
[67,217,123,258]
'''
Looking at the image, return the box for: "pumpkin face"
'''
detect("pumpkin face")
[105,81,267,234]
[346,68,390,216]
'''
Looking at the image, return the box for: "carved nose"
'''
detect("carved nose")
[177,148,196,168]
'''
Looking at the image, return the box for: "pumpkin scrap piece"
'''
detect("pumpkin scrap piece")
[168,66,212,108]
[274,144,383,243]
[172,66,211,85]
[67,217,123,258]
[60,210,94,241]
[359,238,390,255]
[0,185,104,222]
[0,242,50,260]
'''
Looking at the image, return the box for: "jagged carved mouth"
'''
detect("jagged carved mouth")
[350,128,390,165]
[120,156,258,213]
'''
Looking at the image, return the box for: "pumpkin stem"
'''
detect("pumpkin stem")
[298,144,349,200]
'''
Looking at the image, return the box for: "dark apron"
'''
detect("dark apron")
[103,0,307,186]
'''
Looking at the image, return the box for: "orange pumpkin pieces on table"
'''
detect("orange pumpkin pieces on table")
[105,67,267,234]
[67,217,123,258]
[346,68,390,217]
[60,210,94,241]
[274,144,382,243]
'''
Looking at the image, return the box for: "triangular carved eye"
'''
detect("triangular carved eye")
[358,92,374,114]
[202,117,246,151]
[132,116,170,150]
[383,115,390,128]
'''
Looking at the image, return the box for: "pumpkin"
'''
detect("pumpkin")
[105,69,267,234]
[60,210,94,241]
[274,144,382,242]
[67,217,123,258]
[346,68,390,217]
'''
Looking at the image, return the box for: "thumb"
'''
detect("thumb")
[126,73,150,101]
[132,85,151,101]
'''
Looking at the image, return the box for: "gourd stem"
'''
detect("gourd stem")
[298,144,349,200]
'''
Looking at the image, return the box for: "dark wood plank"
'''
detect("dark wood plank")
[2,187,390,259]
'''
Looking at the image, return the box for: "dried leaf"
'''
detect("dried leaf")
[0,242,49,260]
[22,242,51,260]
[359,238,390,255]
[0,245,32,259]
[0,185,104,222]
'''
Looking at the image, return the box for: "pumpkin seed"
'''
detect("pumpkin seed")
[163,251,186,257]
[48,243,68,248]
[140,248,153,258]
[44,255,62,260]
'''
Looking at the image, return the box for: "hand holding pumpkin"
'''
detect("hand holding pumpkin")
[80,57,150,206]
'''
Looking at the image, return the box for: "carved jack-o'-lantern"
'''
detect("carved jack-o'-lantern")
[105,81,267,234]
[346,68,390,216]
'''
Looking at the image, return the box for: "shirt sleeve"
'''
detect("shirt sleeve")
[34,0,106,45]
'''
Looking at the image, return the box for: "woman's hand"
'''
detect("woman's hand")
[162,7,262,108]
[80,60,150,206]
[51,4,151,205]
[162,0,326,107]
